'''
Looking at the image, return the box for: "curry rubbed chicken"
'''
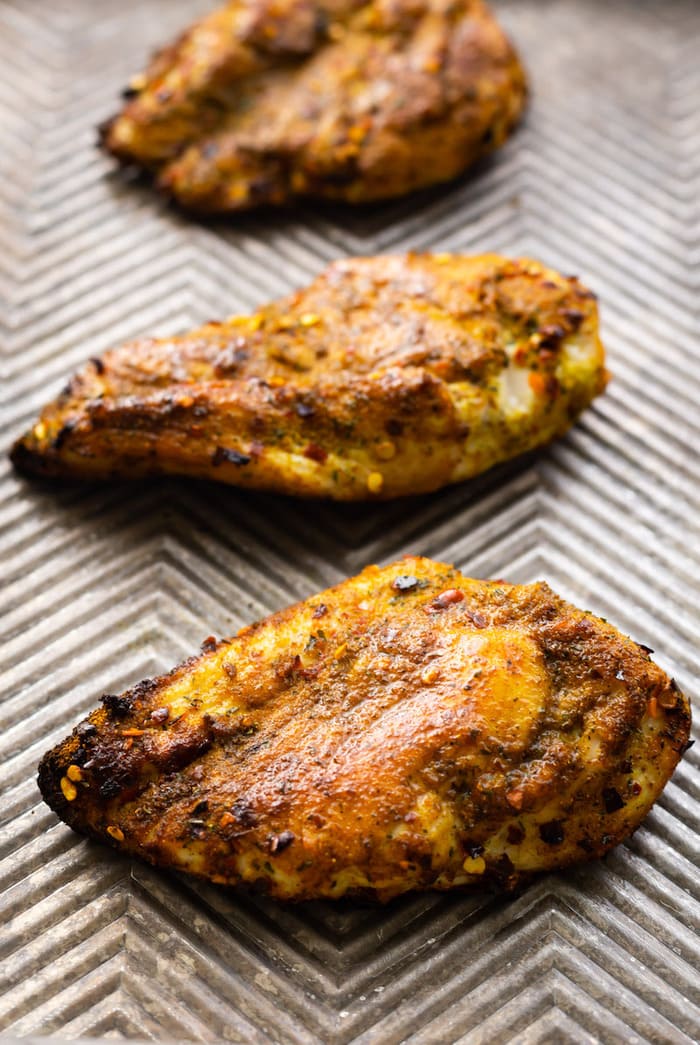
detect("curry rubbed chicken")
[39,558,691,902]
[100,0,527,211]
[11,253,607,499]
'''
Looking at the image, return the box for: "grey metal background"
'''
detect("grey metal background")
[1,0,699,1041]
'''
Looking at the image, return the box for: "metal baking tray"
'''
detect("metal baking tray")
[1,0,698,1041]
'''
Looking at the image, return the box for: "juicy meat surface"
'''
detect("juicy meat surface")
[11,253,607,500]
[100,0,526,212]
[38,557,690,902]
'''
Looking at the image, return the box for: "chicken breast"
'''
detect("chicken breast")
[38,557,690,903]
[100,0,526,212]
[11,253,607,500]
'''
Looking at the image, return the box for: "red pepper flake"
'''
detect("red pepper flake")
[201,635,218,652]
[268,830,295,854]
[212,446,251,467]
[539,324,565,348]
[506,824,525,845]
[120,728,146,737]
[561,307,584,331]
[602,787,625,813]
[528,371,559,398]
[426,589,465,613]
[539,820,564,845]
[506,789,524,811]
[303,443,328,464]
[188,819,207,839]
[657,685,678,709]
[101,693,133,718]
[466,609,488,628]
[312,604,328,618]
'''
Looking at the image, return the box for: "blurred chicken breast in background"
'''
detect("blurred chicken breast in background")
[100,0,527,211]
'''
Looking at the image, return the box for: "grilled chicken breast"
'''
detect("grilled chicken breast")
[100,0,526,212]
[39,557,690,902]
[11,253,607,499]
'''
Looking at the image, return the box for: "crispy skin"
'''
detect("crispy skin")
[38,557,690,902]
[100,0,526,212]
[11,253,607,500]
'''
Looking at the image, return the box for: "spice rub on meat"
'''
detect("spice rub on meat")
[38,557,691,902]
[100,0,526,212]
[11,253,607,500]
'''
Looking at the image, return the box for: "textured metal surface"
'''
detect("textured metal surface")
[1,0,699,1041]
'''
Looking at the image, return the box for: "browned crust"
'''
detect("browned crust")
[99,0,527,212]
[38,557,691,902]
[11,253,607,500]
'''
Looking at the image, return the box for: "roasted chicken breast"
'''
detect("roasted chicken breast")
[11,253,607,499]
[100,0,526,212]
[39,557,690,903]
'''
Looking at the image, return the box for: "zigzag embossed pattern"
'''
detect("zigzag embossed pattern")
[0,0,698,1042]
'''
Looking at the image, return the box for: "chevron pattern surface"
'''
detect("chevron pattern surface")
[1,0,699,1041]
